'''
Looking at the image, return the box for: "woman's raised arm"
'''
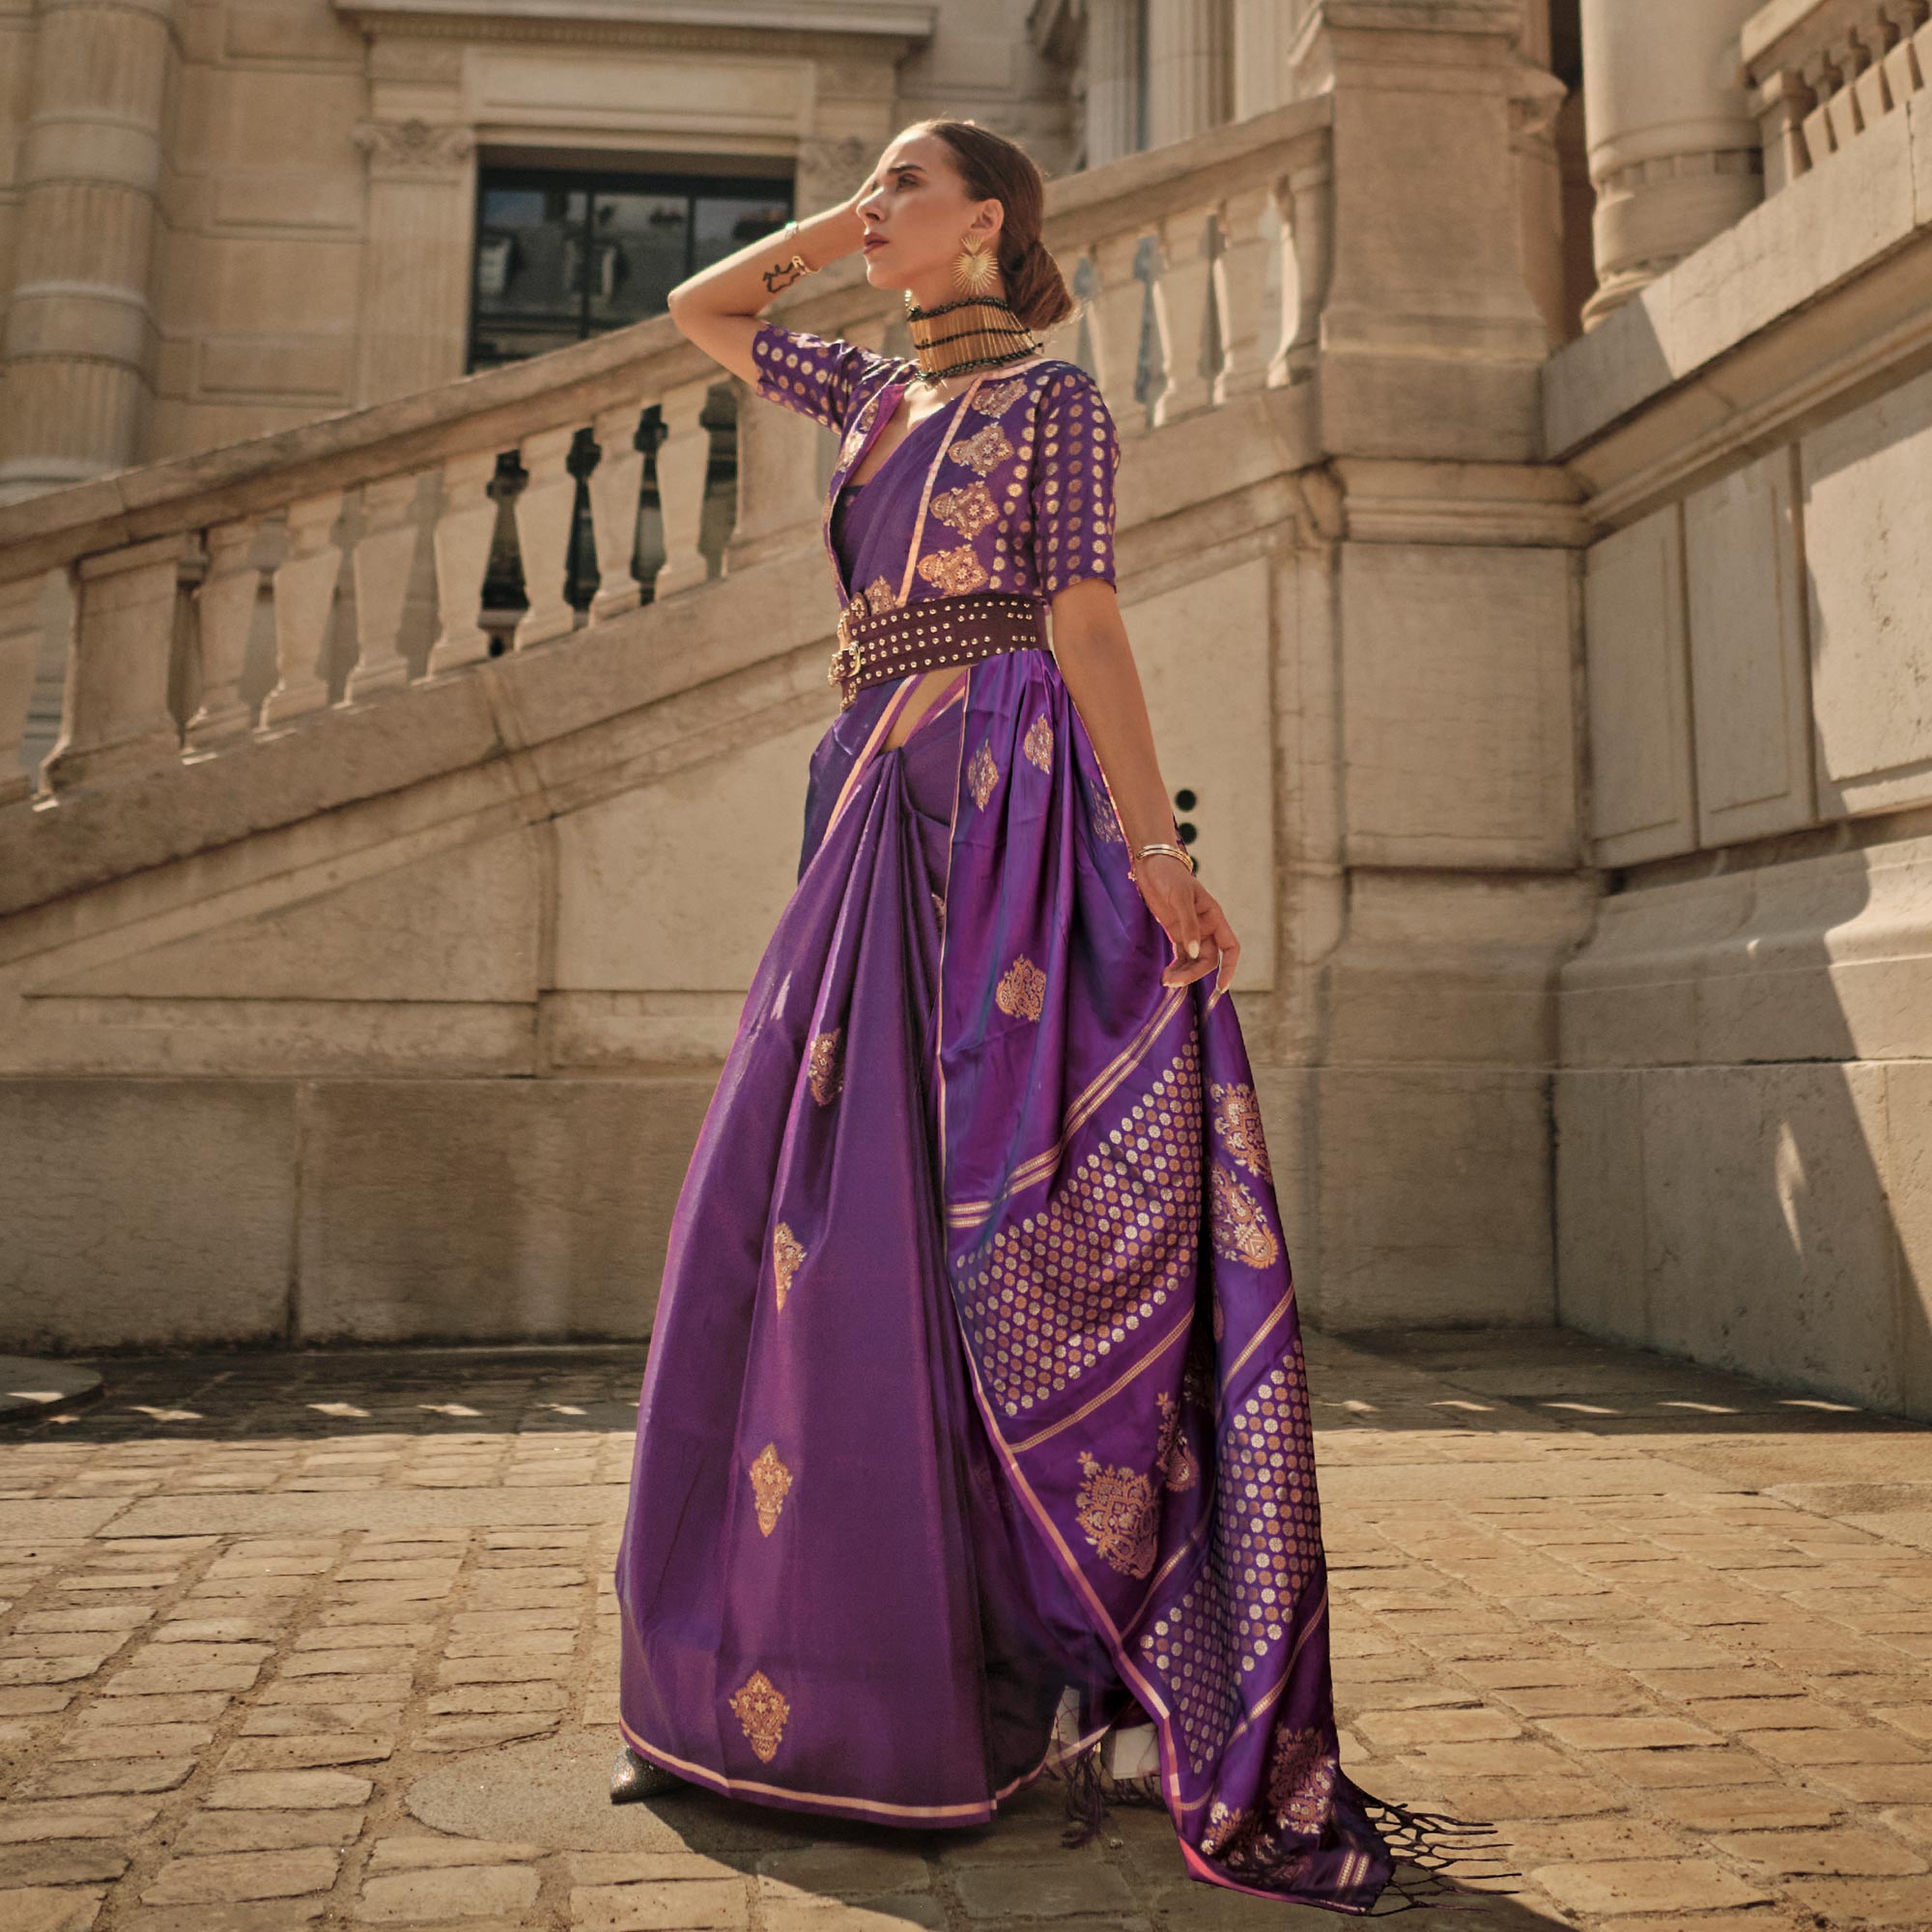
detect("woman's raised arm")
[665,195,869,386]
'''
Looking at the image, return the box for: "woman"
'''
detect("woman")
[611,119,1499,1915]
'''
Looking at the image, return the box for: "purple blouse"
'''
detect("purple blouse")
[750,320,1121,632]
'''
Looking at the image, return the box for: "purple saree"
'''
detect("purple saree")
[614,324,1493,1913]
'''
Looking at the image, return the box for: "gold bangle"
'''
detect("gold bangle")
[1127,839,1194,883]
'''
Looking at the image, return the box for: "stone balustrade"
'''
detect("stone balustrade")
[1744,0,1932,188]
[0,98,1333,819]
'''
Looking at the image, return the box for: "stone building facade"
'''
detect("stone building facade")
[2,0,1928,1425]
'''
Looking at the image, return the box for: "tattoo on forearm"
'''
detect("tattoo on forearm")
[761,254,809,295]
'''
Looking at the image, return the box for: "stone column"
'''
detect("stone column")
[1146,0,1231,149]
[1232,0,1293,119]
[352,118,476,407]
[1579,0,1765,327]
[0,0,183,503]
[1086,0,1141,164]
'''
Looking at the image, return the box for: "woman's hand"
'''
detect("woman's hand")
[1136,855,1239,1010]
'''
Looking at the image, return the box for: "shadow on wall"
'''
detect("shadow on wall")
[1558,359,1932,1425]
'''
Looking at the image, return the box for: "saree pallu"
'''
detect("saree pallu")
[612,624,1501,1912]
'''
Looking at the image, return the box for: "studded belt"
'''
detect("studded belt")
[829,591,1049,712]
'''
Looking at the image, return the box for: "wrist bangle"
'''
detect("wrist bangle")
[1127,839,1194,884]
[776,218,814,275]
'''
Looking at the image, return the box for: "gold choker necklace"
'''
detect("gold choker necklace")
[903,293,1041,386]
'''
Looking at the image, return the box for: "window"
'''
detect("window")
[469,164,794,369]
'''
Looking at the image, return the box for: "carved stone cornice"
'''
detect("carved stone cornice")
[330,0,934,58]
[353,117,476,180]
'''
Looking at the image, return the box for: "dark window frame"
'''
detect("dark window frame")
[467,161,795,372]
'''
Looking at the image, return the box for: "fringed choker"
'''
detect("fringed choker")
[903,293,1041,385]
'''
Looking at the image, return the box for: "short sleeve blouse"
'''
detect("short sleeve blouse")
[747,317,1122,608]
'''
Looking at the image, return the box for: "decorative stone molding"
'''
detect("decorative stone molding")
[353,118,476,180]
[330,0,935,57]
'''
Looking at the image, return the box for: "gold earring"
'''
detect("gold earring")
[952,231,999,298]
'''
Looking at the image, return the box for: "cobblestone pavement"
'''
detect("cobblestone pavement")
[1,1327,1930,1932]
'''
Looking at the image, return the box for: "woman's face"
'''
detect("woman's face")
[855,129,1004,305]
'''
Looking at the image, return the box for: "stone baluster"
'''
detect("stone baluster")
[427,450,497,678]
[588,403,646,623]
[726,390,821,572]
[40,534,188,791]
[653,378,717,600]
[0,574,49,804]
[185,516,261,749]
[1083,230,1150,431]
[1274,157,1332,386]
[1211,184,1278,402]
[260,494,343,728]
[348,470,423,699]
[512,426,579,650]
[1150,207,1217,424]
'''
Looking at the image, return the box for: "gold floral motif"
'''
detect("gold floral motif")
[1202,1800,1248,1858]
[865,575,899,614]
[748,1441,793,1537]
[844,592,869,630]
[917,544,990,594]
[974,376,1029,415]
[1023,710,1054,773]
[949,420,1013,476]
[952,1029,1203,1415]
[1154,1391,1199,1492]
[995,953,1046,1022]
[1211,1162,1279,1270]
[1265,1724,1339,1834]
[807,1028,842,1106]
[1209,1082,1272,1182]
[931,890,946,929]
[728,1667,790,1762]
[1086,772,1124,844]
[772,1221,805,1311]
[1074,1449,1159,1577]
[967,740,1000,810]
[931,479,999,539]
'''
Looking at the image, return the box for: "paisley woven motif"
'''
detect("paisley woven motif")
[1211,1161,1280,1270]
[772,1222,805,1312]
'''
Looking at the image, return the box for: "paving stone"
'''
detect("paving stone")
[117,1900,326,1930]
[1524,1856,1775,1915]
[755,1846,933,1893]
[203,1770,373,1809]
[55,1723,214,1761]
[0,1840,129,1884]
[0,1796,162,1840]
[175,1809,364,1854]
[1532,1715,1727,1750]
[1782,1874,1932,1923]
[22,1756,199,1796]
[1711,1824,1928,1876]
[365,1836,546,1870]
[355,1862,543,1920]
[1650,1784,1844,1832]
[952,1860,1139,1918]
[216,1732,394,1771]
[760,1902,948,1932]
[0,1886,106,1931]
[139,1846,343,1904]
[570,1878,749,1930]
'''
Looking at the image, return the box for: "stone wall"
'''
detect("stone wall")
[1548,72,1932,1422]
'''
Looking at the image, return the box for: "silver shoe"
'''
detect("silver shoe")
[610,1743,685,1804]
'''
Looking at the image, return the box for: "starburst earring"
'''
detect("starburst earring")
[952,230,999,298]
